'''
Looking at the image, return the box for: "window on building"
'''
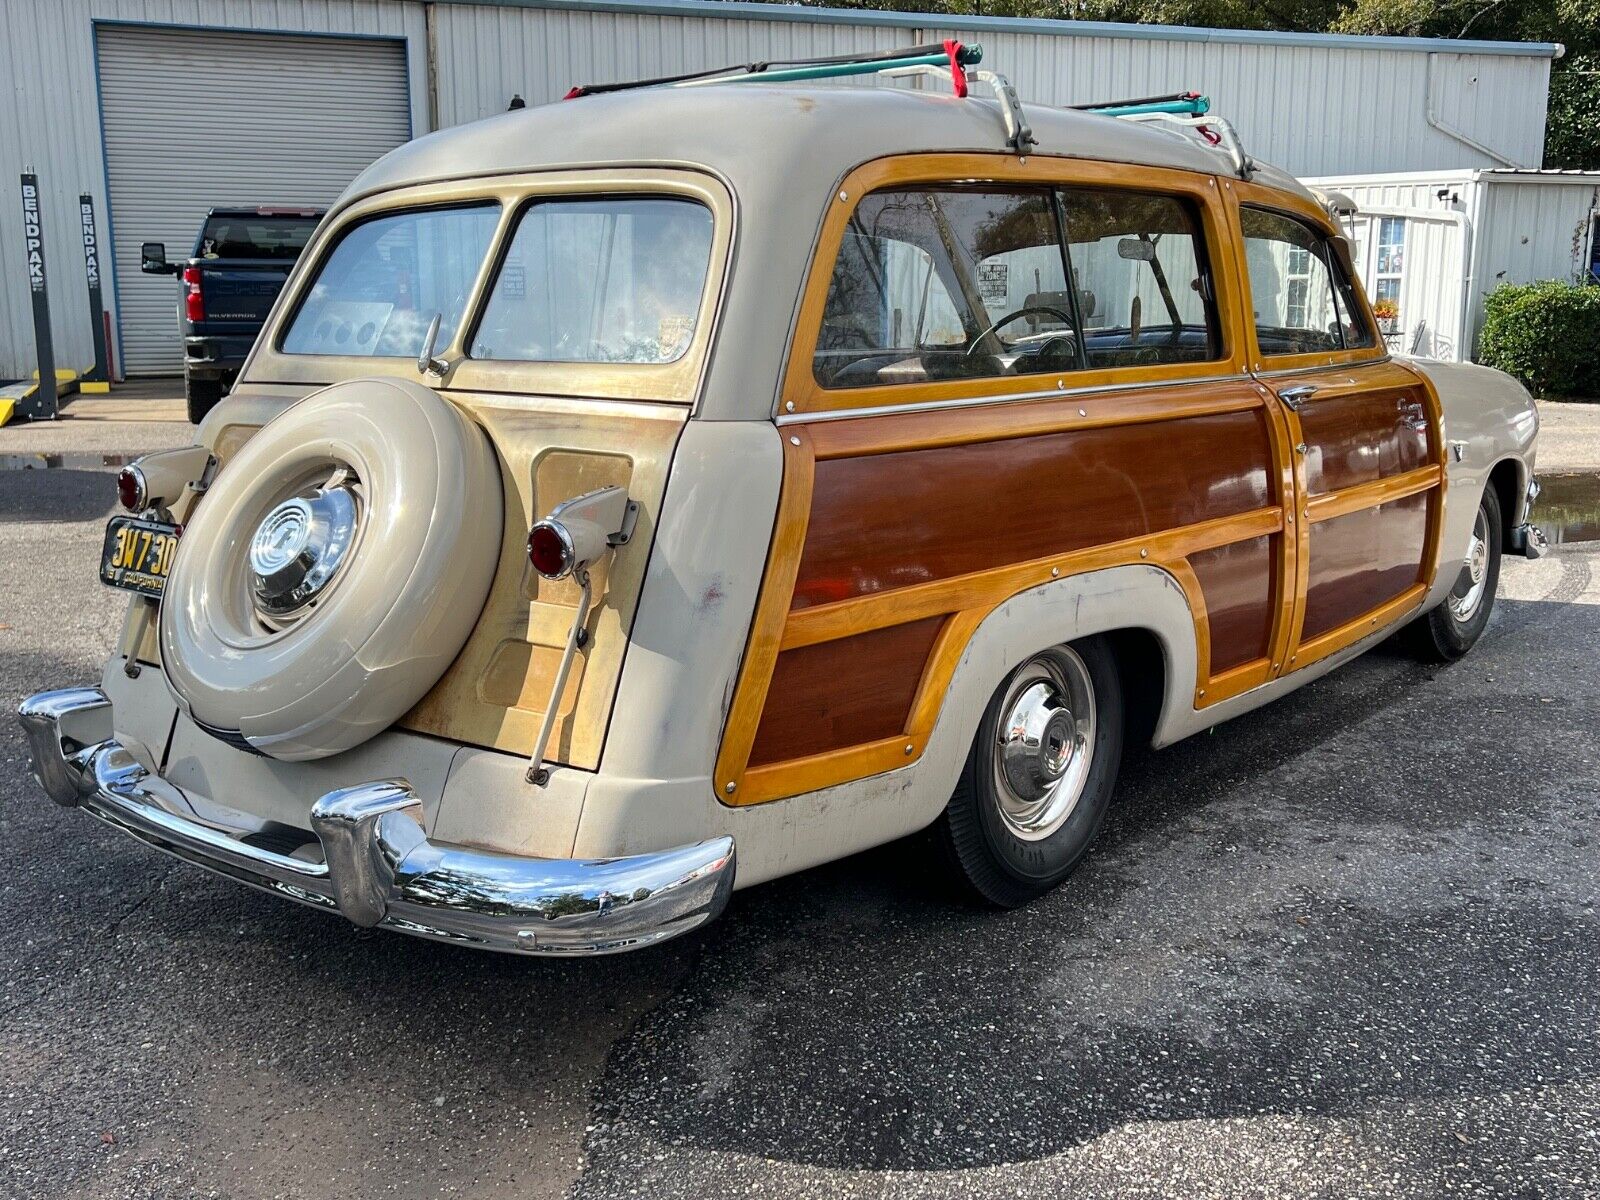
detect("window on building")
[1241,207,1374,355]
[1373,216,1406,317]
[813,185,1219,388]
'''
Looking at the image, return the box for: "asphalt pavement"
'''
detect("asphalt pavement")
[1,419,1596,1199]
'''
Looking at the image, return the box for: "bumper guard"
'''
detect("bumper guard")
[18,687,735,955]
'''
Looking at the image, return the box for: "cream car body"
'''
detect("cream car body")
[21,79,1542,955]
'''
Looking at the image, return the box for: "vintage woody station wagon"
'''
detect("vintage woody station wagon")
[21,46,1545,954]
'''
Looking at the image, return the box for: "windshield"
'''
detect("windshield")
[282,204,500,358]
[198,214,320,260]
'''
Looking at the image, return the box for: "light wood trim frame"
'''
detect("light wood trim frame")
[1222,178,1390,377]
[783,154,1250,416]
[716,388,1291,805]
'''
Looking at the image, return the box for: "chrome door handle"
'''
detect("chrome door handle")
[1279,384,1319,410]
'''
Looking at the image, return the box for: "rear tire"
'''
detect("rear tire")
[933,637,1124,908]
[1403,485,1502,663]
[185,374,225,425]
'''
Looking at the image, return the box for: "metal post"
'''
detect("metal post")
[78,194,110,391]
[19,171,59,420]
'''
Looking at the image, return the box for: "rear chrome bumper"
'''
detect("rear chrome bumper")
[18,687,735,956]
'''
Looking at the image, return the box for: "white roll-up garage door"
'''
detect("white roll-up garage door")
[97,25,411,375]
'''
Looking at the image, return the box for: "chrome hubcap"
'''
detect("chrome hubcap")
[1447,509,1491,623]
[249,484,359,619]
[993,647,1096,841]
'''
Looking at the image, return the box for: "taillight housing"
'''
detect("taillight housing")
[527,520,575,580]
[181,266,204,323]
[116,466,148,512]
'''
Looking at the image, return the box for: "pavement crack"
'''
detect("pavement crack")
[105,862,176,937]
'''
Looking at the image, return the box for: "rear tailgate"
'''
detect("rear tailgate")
[190,260,295,334]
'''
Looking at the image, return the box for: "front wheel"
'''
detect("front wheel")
[1403,485,1502,662]
[933,638,1124,908]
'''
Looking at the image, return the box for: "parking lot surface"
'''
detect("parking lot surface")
[1,424,1597,1199]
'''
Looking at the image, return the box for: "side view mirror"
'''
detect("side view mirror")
[140,242,176,275]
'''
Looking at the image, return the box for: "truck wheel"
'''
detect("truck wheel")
[185,374,225,424]
[934,637,1124,908]
[1403,486,1502,663]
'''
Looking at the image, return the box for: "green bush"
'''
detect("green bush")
[1477,280,1600,399]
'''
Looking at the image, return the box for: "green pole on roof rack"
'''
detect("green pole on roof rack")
[674,43,983,88]
[1089,95,1211,119]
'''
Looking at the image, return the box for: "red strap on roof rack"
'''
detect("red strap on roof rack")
[944,39,968,98]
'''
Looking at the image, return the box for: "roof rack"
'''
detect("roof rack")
[563,40,1036,152]
[564,41,982,99]
[1079,91,1254,179]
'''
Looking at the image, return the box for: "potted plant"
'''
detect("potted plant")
[1372,297,1399,335]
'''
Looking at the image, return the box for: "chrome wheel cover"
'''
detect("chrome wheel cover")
[992,647,1097,841]
[248,468,362,624]
[1447,508,1490,624]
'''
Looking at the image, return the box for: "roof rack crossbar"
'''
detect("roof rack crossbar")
[565,42,981,99]
[1118,108,1254,178]
[1080,92,1210,119]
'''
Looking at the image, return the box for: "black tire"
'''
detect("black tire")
[1402,485,1502,663]
[184,374,226,425]
[933,636,1124,908]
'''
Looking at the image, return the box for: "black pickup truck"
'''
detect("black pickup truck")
[140,207,324,422]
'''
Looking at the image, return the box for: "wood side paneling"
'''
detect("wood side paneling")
[1189,535,1276,673]
[793,409,1272,609]
[1302,492,1430,640]
[747,616,944,767]
[1299,387,1431,495]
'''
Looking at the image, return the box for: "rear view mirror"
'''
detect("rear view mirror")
[1117,238,1157,262]
[140,242,175,275]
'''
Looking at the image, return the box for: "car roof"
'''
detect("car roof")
[340,83,1312,209]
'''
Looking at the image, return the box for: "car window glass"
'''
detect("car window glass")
[472,197,713,364]
[813,188,1072,389]
[1058,189,1218,368]
[283,204,499,358]
[1241,208,1363,356]
[198,215,319,260]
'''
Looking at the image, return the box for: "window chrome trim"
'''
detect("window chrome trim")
[776,371,1253,424]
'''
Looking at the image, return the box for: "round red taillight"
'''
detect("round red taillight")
[527,521,573,580]
[116,466,147,512]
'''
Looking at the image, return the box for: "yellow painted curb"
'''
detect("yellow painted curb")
[78,381,112,394]
[0,398,15,427]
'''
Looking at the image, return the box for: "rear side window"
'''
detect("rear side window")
[1241,207,1374,356]
[471,197,713,364]
[813,185,1220,389]
[283,203,500,358]
[1059,188,1218,369]
[198,214,319,260]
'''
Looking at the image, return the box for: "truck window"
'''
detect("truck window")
[198,214,320,260]
[470,197,713,364]
[282,204,500,359]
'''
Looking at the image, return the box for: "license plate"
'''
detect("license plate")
[100,515,180,599]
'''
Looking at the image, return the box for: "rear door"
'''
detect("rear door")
[1230,193,1446,674]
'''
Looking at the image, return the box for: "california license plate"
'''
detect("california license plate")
[100,516,180,599]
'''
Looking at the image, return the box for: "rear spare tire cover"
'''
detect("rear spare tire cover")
[160,378,502,761]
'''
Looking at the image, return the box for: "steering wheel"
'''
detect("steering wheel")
[963,305,1075,359]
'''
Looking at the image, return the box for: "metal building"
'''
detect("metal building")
[0,0,1564,383]
[1306,169,1600,362]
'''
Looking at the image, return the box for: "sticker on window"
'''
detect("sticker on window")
[978,262,1009,305]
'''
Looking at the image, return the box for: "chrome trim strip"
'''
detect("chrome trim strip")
[1252,355,1393,380]
[777,372,1252,424]
[18,687,736,956]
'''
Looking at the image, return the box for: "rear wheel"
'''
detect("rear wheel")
[184,373,225,424]
[1403,485,1502,662]
[934,637,1123,907]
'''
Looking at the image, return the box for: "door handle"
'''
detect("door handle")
[1279,384,1319,411]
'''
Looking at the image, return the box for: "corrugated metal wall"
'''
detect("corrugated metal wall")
[0,0,426,382]
[430,7,1553,179]
[0,0,1559,381]
[1477,179,1600,288]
